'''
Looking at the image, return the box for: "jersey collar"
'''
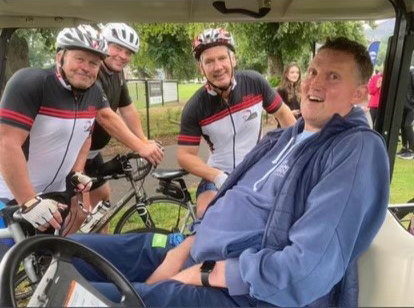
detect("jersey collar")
[205,77,237,96]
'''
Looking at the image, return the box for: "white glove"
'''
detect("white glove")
[214,171,229,190]
[21,196,59,229]
[71,172,93,192]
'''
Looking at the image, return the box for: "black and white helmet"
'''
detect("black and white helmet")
[56,25,108,59]
[101,23,140,54]
[193,28,235,61]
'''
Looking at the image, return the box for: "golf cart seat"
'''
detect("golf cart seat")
[358,208,414,306]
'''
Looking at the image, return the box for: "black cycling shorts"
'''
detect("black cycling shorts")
[84,152,107,190]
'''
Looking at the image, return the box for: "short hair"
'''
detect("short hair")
[319,37,373,84]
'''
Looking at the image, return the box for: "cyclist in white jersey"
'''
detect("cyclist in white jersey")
[0,25,156,233]
[177,28,296,217]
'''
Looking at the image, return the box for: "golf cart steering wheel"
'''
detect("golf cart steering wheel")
[0,235,145,307]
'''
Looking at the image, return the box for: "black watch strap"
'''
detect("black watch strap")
[200,260,216,287]
[201,270,211,287]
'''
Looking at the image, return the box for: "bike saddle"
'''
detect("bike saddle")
[151,169,188,180]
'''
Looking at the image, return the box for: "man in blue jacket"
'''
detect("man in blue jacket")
[71,37,390,307]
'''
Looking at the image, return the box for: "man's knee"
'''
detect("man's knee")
[90,183,111,205]
[196,191,217,218]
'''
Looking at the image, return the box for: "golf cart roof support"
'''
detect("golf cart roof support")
[0,28,16,96]
[377,0,413,177]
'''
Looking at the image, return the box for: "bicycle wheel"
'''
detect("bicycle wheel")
[114,197,194,234]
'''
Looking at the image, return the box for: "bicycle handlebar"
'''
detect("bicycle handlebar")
[93,152,152,182]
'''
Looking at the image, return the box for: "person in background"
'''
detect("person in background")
[277,62,301,118]
[368,70,383,126]
[85,23,164,209]
[397,66,414,159]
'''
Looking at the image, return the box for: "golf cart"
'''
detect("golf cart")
[0,0,413,306]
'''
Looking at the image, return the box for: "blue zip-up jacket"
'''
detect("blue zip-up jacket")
[208,107,390,306]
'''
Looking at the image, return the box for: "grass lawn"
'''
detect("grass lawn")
[390,154,414,204]
[127,82,202,109]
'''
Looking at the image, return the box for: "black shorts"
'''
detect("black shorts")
[84,152,107,190]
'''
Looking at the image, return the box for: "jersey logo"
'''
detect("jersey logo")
[84,120,93,132]
[242,109,258,121]
[274,162,290,178]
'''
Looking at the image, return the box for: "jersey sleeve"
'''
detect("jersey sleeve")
[94,82,110,110]
[177,97,202,146]
[118,73,133,108]
[0,68,44,131]
[255,72,283,114]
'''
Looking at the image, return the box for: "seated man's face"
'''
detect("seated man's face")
[300,49,367,132]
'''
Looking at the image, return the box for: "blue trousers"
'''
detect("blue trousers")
[70,232,259,307]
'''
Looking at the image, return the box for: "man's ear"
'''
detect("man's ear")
[353,84,369,105]
[198,61,206,76]
[230,51,237,68]
[56,51,63,69]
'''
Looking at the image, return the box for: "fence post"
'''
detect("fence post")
[160,80,163,106]
[145,80,151,139]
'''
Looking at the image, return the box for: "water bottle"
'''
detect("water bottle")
[0,201,15,247]
[79,200,111,233]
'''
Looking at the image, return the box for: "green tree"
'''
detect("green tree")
[133,23,199,81]
[229,21,367,76]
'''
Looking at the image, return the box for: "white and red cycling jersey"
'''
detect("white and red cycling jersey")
[178,70,283,173]
[0,67,108,199]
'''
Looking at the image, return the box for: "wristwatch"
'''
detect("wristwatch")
[200,260,216,287]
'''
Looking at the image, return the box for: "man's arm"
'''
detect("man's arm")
[171,260,226,288]
[71,135,91,172]
[177,145,221,182]
[0,123,66,230]
[0,124,35,204]
[146,235,195,284]
[119,104,148,142]
[273,103,296,127]
[96,107,163,165]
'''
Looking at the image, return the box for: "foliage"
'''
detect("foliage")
[132,23,201,81]
[15,28,57,68]
[268,76,281,88]
[229,21,367,76]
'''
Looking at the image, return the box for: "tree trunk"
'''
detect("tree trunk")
[164,68,173,80]
[267,53,283,77]
[1,34,29,95]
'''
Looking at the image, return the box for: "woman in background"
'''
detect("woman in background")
[277,62,301,118]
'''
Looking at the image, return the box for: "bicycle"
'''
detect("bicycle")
[77,152,197,235]
[0,151,197,305]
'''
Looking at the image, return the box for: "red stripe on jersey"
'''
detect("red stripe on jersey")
[265,94,282,113]
[0,108,34,126]
[177,135,201,143]
[39,107,96,119]
[199,94,263,127]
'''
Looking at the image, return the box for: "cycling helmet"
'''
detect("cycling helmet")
[193,28,235,61]
[56,25,108,59]
[101,23,140,54]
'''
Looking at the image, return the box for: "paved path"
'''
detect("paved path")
[107,123,275,203]
[107,140,209,203]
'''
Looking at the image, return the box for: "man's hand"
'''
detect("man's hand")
[138,142,164,166]
[71,172,93,192]
[214,171,228,190]
[21,196,67,231]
